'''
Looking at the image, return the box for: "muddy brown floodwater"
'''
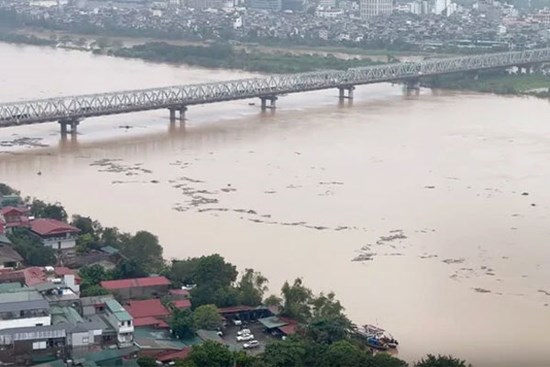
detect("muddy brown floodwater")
[1,43,550,367]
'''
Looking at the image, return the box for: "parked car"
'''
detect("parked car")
[237,329,251,336]
[233,319,242,326]
[237,334,255,342]
[243,340,260,349]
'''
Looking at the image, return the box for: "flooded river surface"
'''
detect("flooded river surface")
[1,43,550,366]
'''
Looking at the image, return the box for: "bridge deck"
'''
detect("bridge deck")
[1,48,549,127]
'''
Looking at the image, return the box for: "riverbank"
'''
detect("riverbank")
[424,70,550,98]
[1,30,549,97]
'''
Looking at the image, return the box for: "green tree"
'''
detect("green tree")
[281,278,313,322]
[307,292,352,344]
[233,351,262,367]
[170,308,196,339]
[320,340,367,367]
[264,294,283,309]
[186,340,233,367]
[8,228,56,266]
[237,268,268,306]
[29,199,67,221]
[193,254,238,289]
[262,338,306,367]
[165,257,200,287]
[81,285,110,297]
[0,183,17,195]
[136,356,157,367]
[120,231,164,273]
[101,227,122,247]
[79,264,110,287]
[415,355,469,367]
[193,304,222,330]
[110,258,147,279]
[71,215,102,237]
[370,353,408,367]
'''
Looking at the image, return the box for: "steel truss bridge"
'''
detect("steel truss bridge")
[1,47,549,132]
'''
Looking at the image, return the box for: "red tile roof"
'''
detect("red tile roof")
[172,299,191,309]
[156,347,191,362]
[133,316,170,328]
[218,305,257,314]
[30,219,79,236]
[125,299,171,319]
[0,206,27,216]
[100,276,171,290]
[279,324,297,335]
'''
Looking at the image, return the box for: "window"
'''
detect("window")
[32,341,47,350]
[82,336,89,344]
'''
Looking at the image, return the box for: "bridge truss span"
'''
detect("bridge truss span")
[0,47,549,127]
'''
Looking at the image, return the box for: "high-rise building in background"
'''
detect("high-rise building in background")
[360,0,393,18]
[247,0,282,11]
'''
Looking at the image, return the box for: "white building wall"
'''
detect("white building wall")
[0,316,51,330]
[42,237,76,250]
[360,0,393,18]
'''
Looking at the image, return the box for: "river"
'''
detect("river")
[1,43,550,367]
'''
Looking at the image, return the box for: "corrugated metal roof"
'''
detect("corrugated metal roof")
[105,299,133,322]
[0,290,48,313]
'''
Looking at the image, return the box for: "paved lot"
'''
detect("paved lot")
[221,320,279,355]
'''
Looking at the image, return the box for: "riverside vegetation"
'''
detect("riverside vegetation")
[0,30,548,97]
[0,183,471,367]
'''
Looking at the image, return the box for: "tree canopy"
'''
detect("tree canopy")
[237,268,269,307]
[170,308,196,340]
[193,304,222,330]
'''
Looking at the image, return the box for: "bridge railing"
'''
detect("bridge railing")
[1,48,549,126]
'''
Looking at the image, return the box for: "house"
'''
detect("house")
[100,276,171,300]
[50,305,104,356]
[0,324,67,364]
[125,299,170,329]
[0,290,51,329]
[0,206,30,232]
[0,235,23,269]
[104,299,134,348]
[29,218,80,251]
[0,194,22,208]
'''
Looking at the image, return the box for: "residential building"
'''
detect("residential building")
[0,290,50,329]
[247,0,282,11]
[104,299,134,348]
[318,0,336,8]
[0,324,67,364]
[0,206,30,232]
[360,0,393,18]
[185,0,225,9]
[0,194,22,208]
[100,276,171,300]
[125,299,170,328]
[0,235,23,269]
[30,219,80,251]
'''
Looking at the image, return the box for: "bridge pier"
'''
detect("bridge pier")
[338,86,355,101]
[405,79,421,92]
[260,96,277,111]
[169,106,187,124]
[59,119,79,136]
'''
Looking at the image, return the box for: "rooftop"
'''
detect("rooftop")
[258,316,289,329]
[125,299,170,319]
[30,218,80,236]
[0,243,23,263]
[172,299,192,309]
[105,299,133,322]
[100,276,171,290]
[0,297,49,313]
